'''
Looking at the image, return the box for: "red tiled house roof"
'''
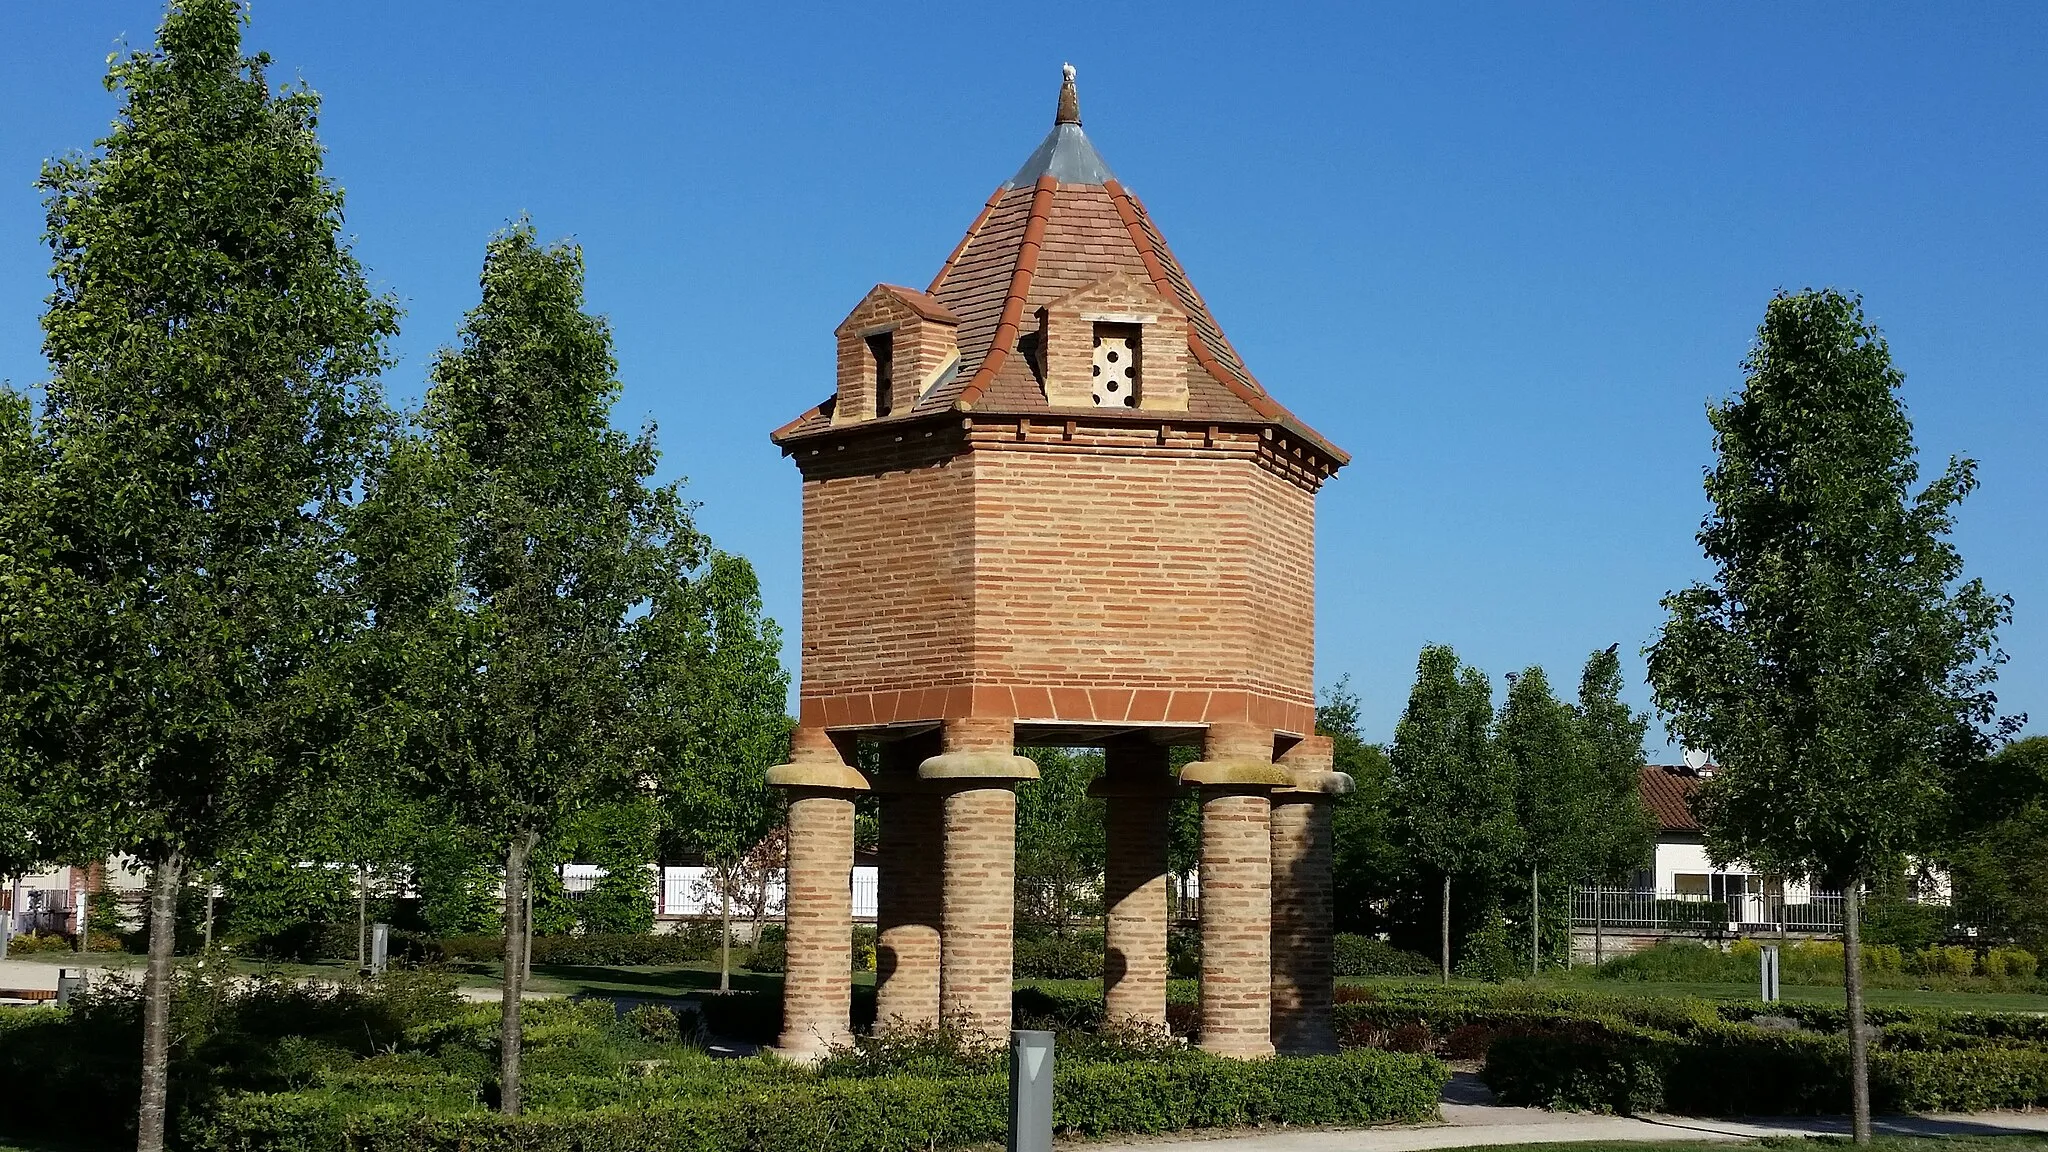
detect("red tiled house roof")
[773,69,1346,468]
[1639,765,1703,832]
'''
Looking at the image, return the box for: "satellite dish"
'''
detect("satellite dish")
[1682,748,1712,772]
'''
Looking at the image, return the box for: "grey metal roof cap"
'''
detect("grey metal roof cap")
[1007,122,1114,187]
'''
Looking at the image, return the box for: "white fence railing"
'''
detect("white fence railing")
[1572,887,1846,934]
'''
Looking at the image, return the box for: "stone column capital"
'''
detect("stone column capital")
[767,726,871,793]
[1179,756,1291,788]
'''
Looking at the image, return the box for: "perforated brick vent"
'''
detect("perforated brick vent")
[1092,324,1140,407]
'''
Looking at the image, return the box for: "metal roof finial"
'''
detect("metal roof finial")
[1056,63,1081,126]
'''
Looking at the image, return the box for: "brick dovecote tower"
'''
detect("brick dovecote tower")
[765,66,1352,1060]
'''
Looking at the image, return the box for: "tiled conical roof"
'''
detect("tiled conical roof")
[776,67,1345,466]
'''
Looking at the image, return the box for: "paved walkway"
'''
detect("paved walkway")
[1101,1074,2048,1151]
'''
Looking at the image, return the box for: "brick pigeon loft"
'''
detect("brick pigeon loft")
[765,65,1352,1060]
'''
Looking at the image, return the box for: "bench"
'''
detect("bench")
[0,988,58,1002]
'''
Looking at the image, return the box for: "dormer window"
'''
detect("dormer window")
[1091,323,1140,408]
[868,332,895,417]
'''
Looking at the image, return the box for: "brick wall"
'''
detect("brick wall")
[797,432,1317,734]
[778,792,855,1058]
[1197,788,1274,1057]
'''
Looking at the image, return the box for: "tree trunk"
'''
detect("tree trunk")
[1531,866,1540,977]
[1440,872,1452,985]
[201,876,214,952]
[522,872,535,982]
[719,870,733,994]
[136,851,183,1152]
[499,833,532,1117]
[357,864,369,970]
[1843,879,1871,1144]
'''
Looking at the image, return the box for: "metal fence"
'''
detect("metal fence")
[1572,887,1847,935]
[3,888,76,936]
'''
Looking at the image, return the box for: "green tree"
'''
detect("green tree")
[1949,737,2048,954]
[1389,645,1516,983]
[1647,289,2011,1144]
[0,390,73,922]
[1499,666,1597,974]
[1320,679,1400,937]
[1015,747,1107,937]
[1571,645,1656,966]
[561,799,659,935]
[645,550,789,988]
[19,3,397,1145]
[362,221,692,1115]
[1574,646,1656,885]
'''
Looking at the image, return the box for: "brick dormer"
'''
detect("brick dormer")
[833,284,961,425]
[1039,271,1189,412]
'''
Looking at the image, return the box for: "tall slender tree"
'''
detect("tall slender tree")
[19,4,396,1147]
[1320,679,1400,938]
[644,551,789,991]
[1498,666,1597,974]
[1572,646,1656,965]
[1648,289,2012,1144]
[0,390,74,954]
[361,221,692,1115]
[1389,645,1516,983]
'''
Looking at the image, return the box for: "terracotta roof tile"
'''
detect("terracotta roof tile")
[774,74,1349,467]
[1639,765,1702,831]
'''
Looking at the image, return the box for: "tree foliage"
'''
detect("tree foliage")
[1388,645,1515,979]
[1647,288,2012,888]
[1949,737,2048,954]
[359,220,694,1114]
[1320,679,1399,937]
[13,1,397,1144]
[1574,647,1657,883]
[1015,747,1106,935]
[1647,288,2012,1143]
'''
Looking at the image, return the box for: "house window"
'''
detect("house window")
[867,333,894,417]
[1091,323,1140,408]
[1672,873,1709,897]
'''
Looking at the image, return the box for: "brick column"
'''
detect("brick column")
[1181,723,1288,1058]
[1271,736,1353,1054]
[1095,738,1173,1030]
[920,716,1037,1041]
[766,727,869,1060]
[875,732,943,1031]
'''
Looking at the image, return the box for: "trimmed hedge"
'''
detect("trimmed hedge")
[192,1049,1448,1152]
[1482,1018,2048,1115]
[1334,935,1437,978]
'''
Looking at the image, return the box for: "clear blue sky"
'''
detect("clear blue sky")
[3,3,2043,749]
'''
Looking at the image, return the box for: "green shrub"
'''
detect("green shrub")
[192,1049,1447,1152]
[1454,909,1519,983]
[1862,899,1948,953]
[1482,1018,2048,1115]
[3,930,76,955]
[1334,934,1437,978]
[1013,932,1104,979]
[1910,944,1975,977]
[1167,926,1200,978]
[1862,944,1904,973]
[1984,947,2039,980]
[1592,939,1747,983]
[745,924,786,972]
